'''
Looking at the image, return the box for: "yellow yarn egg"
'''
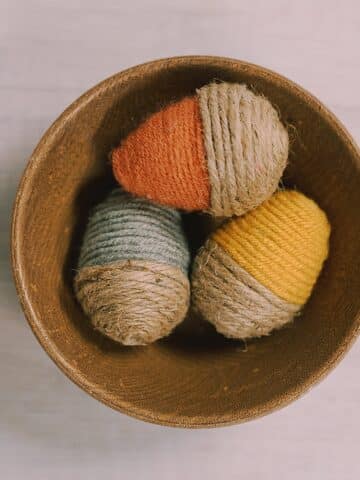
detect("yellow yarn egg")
[191,190,331,340]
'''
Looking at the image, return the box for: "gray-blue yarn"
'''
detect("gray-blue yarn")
[78,189,190,274]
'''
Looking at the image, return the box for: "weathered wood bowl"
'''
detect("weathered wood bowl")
[11,56,360,427]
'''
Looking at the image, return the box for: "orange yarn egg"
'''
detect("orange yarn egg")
[112,97,210,211]
[112,82,289,217]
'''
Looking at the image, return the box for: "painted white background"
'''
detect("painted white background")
[1,1,360,478]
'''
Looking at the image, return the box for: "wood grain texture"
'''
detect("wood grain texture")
[2,1,360,479]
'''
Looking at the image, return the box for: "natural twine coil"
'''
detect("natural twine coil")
[112,82,289,217]
[191,190,331,339]
[198,83,289,216]
[74,189,190,346]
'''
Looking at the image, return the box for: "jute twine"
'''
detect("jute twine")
[192,240,299,339]
[192,190,331,339]
[111,82,289,217]
[197,82,289,217]
[75,189,190,345]
[112,83,289,217]
[75,260,190,346]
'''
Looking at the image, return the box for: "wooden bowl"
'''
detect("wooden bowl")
[11,56,360,427]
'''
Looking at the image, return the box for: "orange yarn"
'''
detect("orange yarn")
[112,97,210,211]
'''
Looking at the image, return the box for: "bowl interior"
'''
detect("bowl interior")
[12,57,360,427]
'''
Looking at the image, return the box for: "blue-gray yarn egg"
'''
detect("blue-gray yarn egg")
[74,189,190,346]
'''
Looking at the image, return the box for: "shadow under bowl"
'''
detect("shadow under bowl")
[11,56,360,427]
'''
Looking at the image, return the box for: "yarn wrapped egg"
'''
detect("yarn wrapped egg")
[74,189,190,346]
[191,190,331,339]
[112,82,289,217]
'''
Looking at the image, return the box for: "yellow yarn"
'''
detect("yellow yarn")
[213,190,331,305]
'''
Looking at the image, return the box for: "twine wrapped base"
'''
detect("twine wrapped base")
[75,259,190,346]
[191,240,299,339]
[198,82,289,217]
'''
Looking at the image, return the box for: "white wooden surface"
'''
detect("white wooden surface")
[1,1,360,478]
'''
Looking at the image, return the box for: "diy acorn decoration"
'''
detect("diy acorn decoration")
[112,82,289,217]
[74,189,191,346]
[191,190,331,339]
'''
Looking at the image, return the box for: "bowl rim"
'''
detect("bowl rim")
[10,55,360,428]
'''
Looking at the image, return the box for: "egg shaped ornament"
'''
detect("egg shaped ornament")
[191,190,331,339]
[74,189,191,346]
[112,82,289,217]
